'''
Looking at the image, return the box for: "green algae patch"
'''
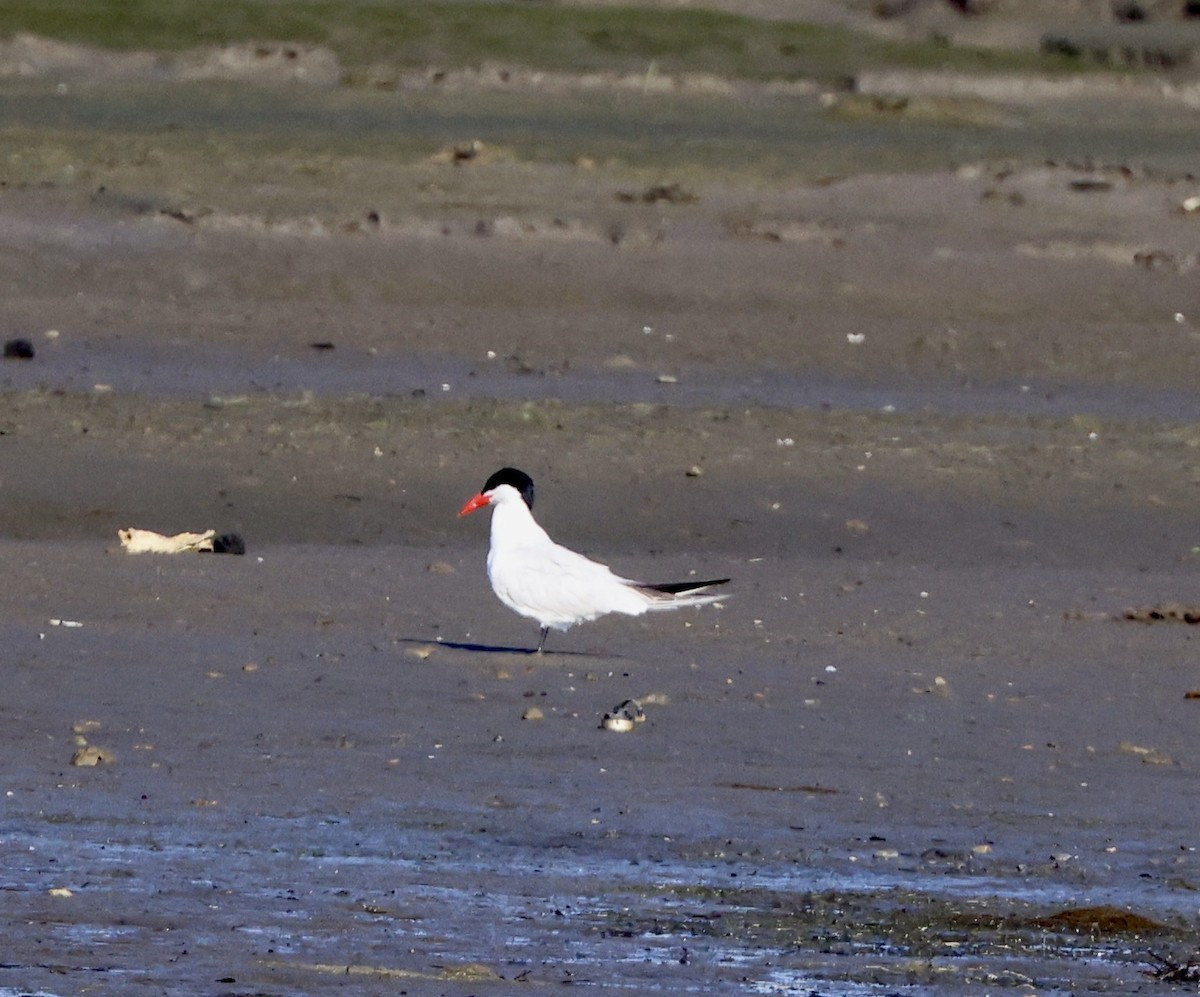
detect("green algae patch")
[0,0,1099,85]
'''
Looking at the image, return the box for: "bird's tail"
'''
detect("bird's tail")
[635,577,729,609]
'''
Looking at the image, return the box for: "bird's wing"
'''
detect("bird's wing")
[492,540,649,625]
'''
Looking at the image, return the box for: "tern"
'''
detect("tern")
[458,467,729,652]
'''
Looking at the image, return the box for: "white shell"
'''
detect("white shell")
[600,699,646,733]
[118,527,216,554]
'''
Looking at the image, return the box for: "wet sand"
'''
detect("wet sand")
[2,19,1200,994]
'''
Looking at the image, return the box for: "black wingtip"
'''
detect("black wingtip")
[642,578,730,596]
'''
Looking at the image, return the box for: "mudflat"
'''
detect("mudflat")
[2,9,1200,993]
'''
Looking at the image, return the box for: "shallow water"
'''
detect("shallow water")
[1,799,1192,994]
[0,812,1188,993]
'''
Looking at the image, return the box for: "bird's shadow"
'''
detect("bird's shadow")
[396,637,614,658]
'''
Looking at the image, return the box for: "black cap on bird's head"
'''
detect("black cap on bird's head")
[458,467,536,517]
[481,467,535,509]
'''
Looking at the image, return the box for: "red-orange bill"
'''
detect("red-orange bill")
[458,493,489,517]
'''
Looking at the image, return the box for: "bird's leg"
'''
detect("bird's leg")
[535,626,549,654]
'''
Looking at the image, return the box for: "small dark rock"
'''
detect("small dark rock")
[1112,1,1146,22]
[160,207,196,224]
[3,338,34,359]
[615,182,699,205]
[309,341,335,351]
[1040,34,1082,58]
[210,533,246,555]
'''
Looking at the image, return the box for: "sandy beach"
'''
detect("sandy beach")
[2,4,1200,992]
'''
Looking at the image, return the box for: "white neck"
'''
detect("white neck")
[488,488,552,552]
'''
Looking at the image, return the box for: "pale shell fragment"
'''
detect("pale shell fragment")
[118,527,216,554]
[601,699,646,732]
[71,746,113,767]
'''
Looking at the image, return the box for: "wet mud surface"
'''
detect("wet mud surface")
[2,16,1200,995]
[2,400,1199,994]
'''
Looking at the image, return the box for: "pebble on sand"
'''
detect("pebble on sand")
[3,338,34,359]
